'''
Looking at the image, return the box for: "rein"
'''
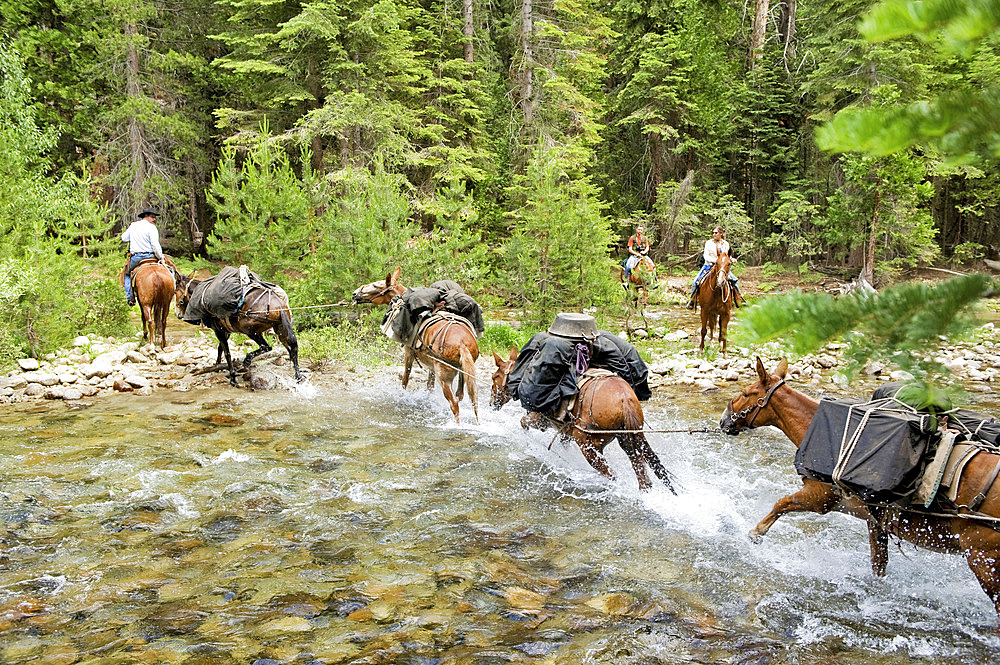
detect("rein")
[728,379,786,429]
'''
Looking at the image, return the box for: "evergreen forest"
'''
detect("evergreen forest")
[2,0,1000,362]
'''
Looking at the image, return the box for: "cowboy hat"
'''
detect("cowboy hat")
[137,207,159,219]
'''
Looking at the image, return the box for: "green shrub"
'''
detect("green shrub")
[297,315,396,367]
[478,323,539,357]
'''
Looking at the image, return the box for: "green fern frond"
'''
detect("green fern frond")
[735,275,992,379]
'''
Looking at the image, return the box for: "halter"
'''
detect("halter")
[727,378,786,429]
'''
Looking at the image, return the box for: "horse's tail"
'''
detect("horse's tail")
[622,396,677,494]
[460,343,478,424]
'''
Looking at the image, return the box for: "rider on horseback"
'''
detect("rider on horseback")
[686,225,745,309]
[622,224,651,281]
[121,207,163,307]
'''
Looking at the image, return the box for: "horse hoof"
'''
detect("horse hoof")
[748,530,763,544]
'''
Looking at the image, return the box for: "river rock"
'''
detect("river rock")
[24,384,45,397]
[17,358,40,371]
[124,374,150,388]
[815,354,837,368]
[82,362,113,379]
[72,336,90,347]
[113,379,133,392]
[62,388,83,400]
[125,351,147,364]
[1,376,27,390]
[695,378,717,391]
[58,374,78,385]
[158,350,182,365]
[44,386,66,400]
[0,388,12,397]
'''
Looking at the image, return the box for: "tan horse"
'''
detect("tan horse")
[352,268,479,423]
[721,358,1000,618]
[697,253,733,355]
[131,260,175,349]
[491,347,675,493]
[174,272,302,386]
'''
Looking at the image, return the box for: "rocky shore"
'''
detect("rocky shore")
[2,321,999,406]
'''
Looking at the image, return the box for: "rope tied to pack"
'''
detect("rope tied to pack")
[575,343,591,375]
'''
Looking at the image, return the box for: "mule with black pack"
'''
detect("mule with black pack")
[174,266,303,386]
[352,268,483,423]
[491,313,675,493]
[721,358,1000,618]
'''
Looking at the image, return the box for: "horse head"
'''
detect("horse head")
[720,357,788,435]
[173,271,198,319]
[714,252,733,289]
[352,267,404,305]
[490,346,519,409]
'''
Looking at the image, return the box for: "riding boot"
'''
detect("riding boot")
[733,285,744,308]
[686,286,698,310]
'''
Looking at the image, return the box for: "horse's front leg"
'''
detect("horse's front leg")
[213,329,237,386]
[401,346,414,388]
[574,431,614,480]
[750,479,844,543]
[719,314,729,357]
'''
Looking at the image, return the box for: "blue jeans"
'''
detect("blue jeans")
[690,262,738,298]
[124,253,154,302]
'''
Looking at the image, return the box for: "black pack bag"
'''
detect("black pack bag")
[506,331,650,415]
[795,397,939,502]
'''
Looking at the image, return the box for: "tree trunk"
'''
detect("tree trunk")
[779,0,796,72]
[463,0,474,63]
[864,174,881,285]
[649,132,663,205]
[125,23,147,205]
[520,0,534,127]
[749,0,770,68]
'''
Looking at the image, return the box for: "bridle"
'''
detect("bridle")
[357,280,402,303]
[726,379,785,430]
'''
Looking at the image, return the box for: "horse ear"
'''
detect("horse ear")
[492,351,504,367]
[188,270,196,280]
[774,359,788,379]
[389,267,401,286]
[755,356,768,384]
[509,346,518,362]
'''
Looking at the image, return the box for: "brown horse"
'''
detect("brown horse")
[352,268,479,423]
[721,358,1000,618]
[174,272,303,386]
[697,253,734,355]
[491,347,675,493]
[131,260,175,349]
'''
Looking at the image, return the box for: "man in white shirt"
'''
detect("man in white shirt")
[121,207,164,306]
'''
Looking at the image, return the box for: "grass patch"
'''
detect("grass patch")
[478,322,540,357]
[298,314,397,367]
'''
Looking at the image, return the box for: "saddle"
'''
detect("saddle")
[411,311,478,352]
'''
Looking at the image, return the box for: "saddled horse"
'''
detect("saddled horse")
[352,267,479,423]
[491,347,675,493]
[130,259,175,349]
[721,358,1000,618]
[620,256,657,305]
[696,252,734,355]
[174,272,303,386]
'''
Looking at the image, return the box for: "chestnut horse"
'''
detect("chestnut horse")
[620,256,657,306]
[131,260,175,349]
[352,268,479,423]
[174,272,303,386]
[697,253,733,355]
[491,347,676,493]
[721,358,1000,618]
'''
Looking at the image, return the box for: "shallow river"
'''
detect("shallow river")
[2,371,999,664]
